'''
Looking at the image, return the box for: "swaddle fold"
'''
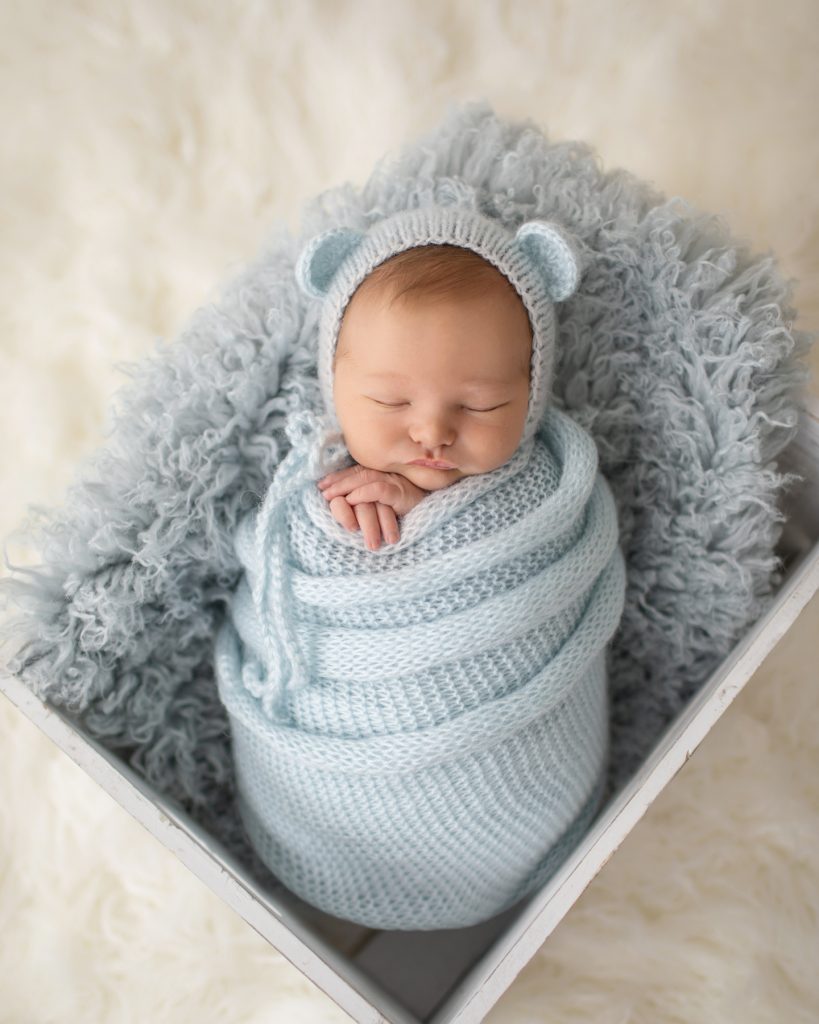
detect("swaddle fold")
[215,404,625,930]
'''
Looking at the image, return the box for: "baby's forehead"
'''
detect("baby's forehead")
[335,307,531,391]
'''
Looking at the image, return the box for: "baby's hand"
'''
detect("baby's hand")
[317,465,428,550]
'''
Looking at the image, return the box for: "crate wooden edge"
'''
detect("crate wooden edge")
[0,672,416,1024]
[434,539,819,1024]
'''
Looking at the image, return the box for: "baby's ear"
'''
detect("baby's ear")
[513,221,582,302]
[295,227,366,299]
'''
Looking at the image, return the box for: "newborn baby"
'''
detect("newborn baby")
[214,203,626,931]
[317,240,533,549]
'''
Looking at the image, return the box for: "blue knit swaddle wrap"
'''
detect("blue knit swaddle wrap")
[214,404,626,930]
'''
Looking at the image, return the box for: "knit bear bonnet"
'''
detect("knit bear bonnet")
[295,203,583,450]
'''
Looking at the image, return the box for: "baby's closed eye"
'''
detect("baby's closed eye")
[367,396,509,413]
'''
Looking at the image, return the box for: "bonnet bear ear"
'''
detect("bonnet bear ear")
[295,226,366,299]
[513,221,582,302]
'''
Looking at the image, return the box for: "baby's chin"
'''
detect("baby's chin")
[397,463,466,491]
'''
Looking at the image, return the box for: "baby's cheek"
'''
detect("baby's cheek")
[368,420,406,466]
[469,422,520,467]
[345,433,394,475]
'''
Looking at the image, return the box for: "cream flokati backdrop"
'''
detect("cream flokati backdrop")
[1,1,818,1021]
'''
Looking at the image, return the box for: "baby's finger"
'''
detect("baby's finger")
[328,495,359,532]
[317,467,353,490]
[318,472,352,494]
[354,502,383,551]
[343,480,399,507]
[376,502,400,545]
[319,466,384,498]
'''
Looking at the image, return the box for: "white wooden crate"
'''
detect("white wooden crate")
[2,396,818,1024]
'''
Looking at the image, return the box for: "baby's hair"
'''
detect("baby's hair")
[335,244,533,372]
[357,243,513,306]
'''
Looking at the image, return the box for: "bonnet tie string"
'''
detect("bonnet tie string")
[250,408,347,717]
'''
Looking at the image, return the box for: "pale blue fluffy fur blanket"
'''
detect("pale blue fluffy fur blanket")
[0,100,811,862]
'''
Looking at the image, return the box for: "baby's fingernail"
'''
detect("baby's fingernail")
[386,533,399,544]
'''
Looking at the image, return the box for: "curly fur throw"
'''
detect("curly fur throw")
[0,100,811,860]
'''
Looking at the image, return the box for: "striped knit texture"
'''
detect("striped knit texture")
[214,404,626,929]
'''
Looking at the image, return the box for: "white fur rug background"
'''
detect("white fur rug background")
[1,1,818,1021]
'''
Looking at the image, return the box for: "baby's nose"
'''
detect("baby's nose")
[409,410,456,449]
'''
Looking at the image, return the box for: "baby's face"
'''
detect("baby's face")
[332,280,532,492]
